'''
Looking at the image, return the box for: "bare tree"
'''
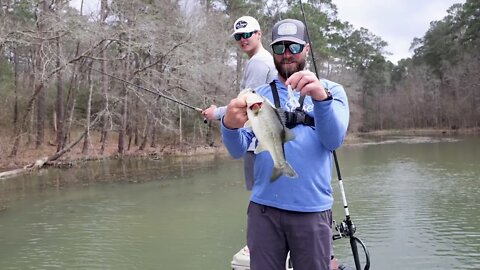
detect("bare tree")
[55,35,65,152]
[98,0,111,155]
[34,0,53,148]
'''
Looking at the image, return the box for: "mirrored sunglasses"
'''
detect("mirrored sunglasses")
[234,31,257,41]
[272,43,305,55]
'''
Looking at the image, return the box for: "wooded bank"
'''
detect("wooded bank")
[0,0,478,173]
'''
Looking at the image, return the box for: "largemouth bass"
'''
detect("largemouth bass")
[239,89,298,181]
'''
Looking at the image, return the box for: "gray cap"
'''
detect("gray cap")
[270,19,308,45]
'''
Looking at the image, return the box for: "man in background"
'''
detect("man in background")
[202,15,277,190]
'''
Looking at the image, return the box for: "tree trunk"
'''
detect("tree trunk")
[10,81,47,156]
[63,40,83,147]
[117,62,130,155]
[26,49,36,146]
[99,58,109,155]
[150,123,157,148]
[179,105,183,145]
[63,69,78,146]
[35,86,45,147]
[99,0,110,155]
[150,98,160,148]
[55,36,65,152]
[133,96,139,146]
[127,129,132,151]
[118,85,127,155]
[10,47,19,157]
[34,0,50,149]
[139,113,149,151]
[35,70,46,148]
[82,68,94,154]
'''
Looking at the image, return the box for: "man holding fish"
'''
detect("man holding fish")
[222,19,350,270]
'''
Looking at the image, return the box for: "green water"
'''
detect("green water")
[1,136,479,269]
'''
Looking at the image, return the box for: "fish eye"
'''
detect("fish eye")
[251,90,256,93]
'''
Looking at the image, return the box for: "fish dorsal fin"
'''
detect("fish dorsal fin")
[273,108,295,143]
[274,107,287,127]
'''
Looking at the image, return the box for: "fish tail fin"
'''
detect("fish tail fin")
[270,167,283,182]
[283,162,298,179]
[270,162,298,182]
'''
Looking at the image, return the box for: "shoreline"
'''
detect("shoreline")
[1,128,478,177]
[0,143,228,175]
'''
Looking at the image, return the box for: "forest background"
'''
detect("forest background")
[0,0,478,171]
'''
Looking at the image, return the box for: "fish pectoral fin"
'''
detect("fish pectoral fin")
[254,142,268,154]
[270,163,298,182]
[244,120,252,128]
[270,167,283,182]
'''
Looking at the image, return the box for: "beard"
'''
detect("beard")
[274,56,306,80]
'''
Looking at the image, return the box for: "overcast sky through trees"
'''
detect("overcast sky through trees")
[333,0,466,64]
[70,0,466,64]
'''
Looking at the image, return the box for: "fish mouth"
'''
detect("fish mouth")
[249,102,263,112]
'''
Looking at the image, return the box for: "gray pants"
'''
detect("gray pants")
[247,202,332,270]
[243,151,255,190]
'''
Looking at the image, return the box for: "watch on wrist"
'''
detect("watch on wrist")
[322,88,333,101]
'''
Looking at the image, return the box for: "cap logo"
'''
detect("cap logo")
[235,20,248,30]
[277,22,298,36]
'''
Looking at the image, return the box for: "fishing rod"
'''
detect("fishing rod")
[89,67,206,115]
[298,1,370,269]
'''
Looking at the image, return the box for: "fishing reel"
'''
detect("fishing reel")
[333,219,356,240]
[333,219,370,270]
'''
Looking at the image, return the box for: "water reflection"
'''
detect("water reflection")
[332,136,480,269]
[0,136,479,270]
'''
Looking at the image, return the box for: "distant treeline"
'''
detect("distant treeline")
[0,0,478,158]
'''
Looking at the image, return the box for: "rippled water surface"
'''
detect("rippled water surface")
[1,136,479,269]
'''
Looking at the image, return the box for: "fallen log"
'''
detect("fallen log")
[0,114,101,179]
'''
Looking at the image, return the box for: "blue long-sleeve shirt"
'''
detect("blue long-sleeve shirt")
[221,78,349,212]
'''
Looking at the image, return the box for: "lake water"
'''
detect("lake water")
[0,135,479,269]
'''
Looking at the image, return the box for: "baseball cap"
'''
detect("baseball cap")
[233,16,261,34]
[270,19,308,45]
